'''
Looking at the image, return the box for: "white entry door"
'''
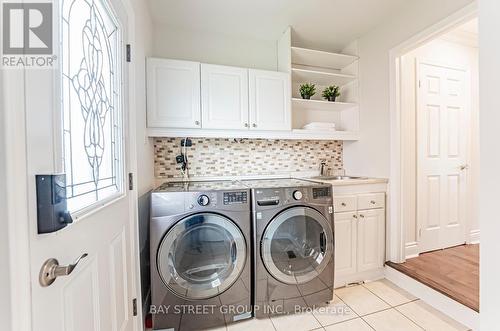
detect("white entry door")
[23,1,139,330]
[417,61,469,253]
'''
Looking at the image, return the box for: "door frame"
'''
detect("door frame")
[388,2,478,263]
[3,0,143,329]
[415,59,470,254]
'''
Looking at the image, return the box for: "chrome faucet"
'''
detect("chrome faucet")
[320,161,327,176]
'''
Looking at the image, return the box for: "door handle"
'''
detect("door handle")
[319,232,326,254]
[39,253,88,287]
[460,164,469,171]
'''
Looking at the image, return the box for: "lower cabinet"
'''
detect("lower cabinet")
[333,192,385,286]
[334,212,358,278]
[357,208,385,272]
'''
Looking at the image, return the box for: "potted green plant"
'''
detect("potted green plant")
[322,85,340,102]
[299,83,316,99]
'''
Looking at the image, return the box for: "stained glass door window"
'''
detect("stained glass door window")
[61,0,123,212]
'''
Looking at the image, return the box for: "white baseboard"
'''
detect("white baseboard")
[406,236,480,259]
[385,266,479,330]
[334,268,385,288]
[469,229,480,244]
[405,241,419,259]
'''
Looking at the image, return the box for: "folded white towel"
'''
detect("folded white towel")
[302,122,336,130]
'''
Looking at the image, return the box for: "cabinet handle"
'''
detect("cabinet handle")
[359,214,365,218]
[352,214,358,219]
[370,200,376,204]
[244,123,249,128]
[252,123,257,128]
[195,120,200,126]
[341,202,346,207]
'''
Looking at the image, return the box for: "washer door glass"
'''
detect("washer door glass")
[261,206,333,284]
[157,213,246,300]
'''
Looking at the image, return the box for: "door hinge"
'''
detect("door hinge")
[132,298,137,316]
[419,228,422,238]
[126,44,131,62]
[128,173,134,190]
[418,80,422,88]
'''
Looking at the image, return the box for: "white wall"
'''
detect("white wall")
[152,24,278,70]
[479,0,500,327]
[400,37,479,256]
[0,69,13,331]
[132,0,155,196]
[128,0,155,320]
[343,0,474,177]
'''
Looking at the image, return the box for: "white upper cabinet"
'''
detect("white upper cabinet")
[249,69,291,131]
[147,58,201,128]
[146,57,359,140]
[201,64,249,130]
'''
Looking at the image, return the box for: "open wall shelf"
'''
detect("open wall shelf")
[291,46,358,70]
[292,68,356,87]
[278,27,360,138]
[292,98,357,112]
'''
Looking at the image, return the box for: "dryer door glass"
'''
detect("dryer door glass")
[157,213,246,300]
[262,206,333,284]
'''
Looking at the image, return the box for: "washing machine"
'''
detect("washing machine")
[244,178,334,317]
[150,181,252,330]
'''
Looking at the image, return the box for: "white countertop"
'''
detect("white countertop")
[306,177,389,186]
[155,172,388,187]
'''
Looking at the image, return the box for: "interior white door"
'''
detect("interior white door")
[201,64,249,129]
[146,58,201,129]
[25,1,138,330]
[357,209,385,272]
[248,69,291,131]
[333,212,358,278]
[417,61,469,253]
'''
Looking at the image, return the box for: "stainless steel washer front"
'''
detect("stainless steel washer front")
[261,206,333,284]
[157,212,247,300]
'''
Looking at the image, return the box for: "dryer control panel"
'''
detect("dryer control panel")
[312,186,331,199]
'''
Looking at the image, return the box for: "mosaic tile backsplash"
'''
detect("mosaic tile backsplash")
[154,138,343,179]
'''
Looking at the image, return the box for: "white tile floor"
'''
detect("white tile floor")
[209,279,471,331]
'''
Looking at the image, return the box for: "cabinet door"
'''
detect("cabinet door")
[201,64,249,129]
[147,58,201,128]
[249,69,291,131]
[357,209,385,272]
[334,212,358,278]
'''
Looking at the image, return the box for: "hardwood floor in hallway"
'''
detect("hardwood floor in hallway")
[386,244,479,312]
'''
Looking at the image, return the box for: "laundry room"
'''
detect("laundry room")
[135,0,480,329]
[2,1,494,331]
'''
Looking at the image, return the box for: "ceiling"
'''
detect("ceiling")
[147,0,409,52]
[456,18,478,35]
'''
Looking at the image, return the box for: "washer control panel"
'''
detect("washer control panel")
[197,194,210,206]
[292,190,303,200]
[223,191,248,205]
